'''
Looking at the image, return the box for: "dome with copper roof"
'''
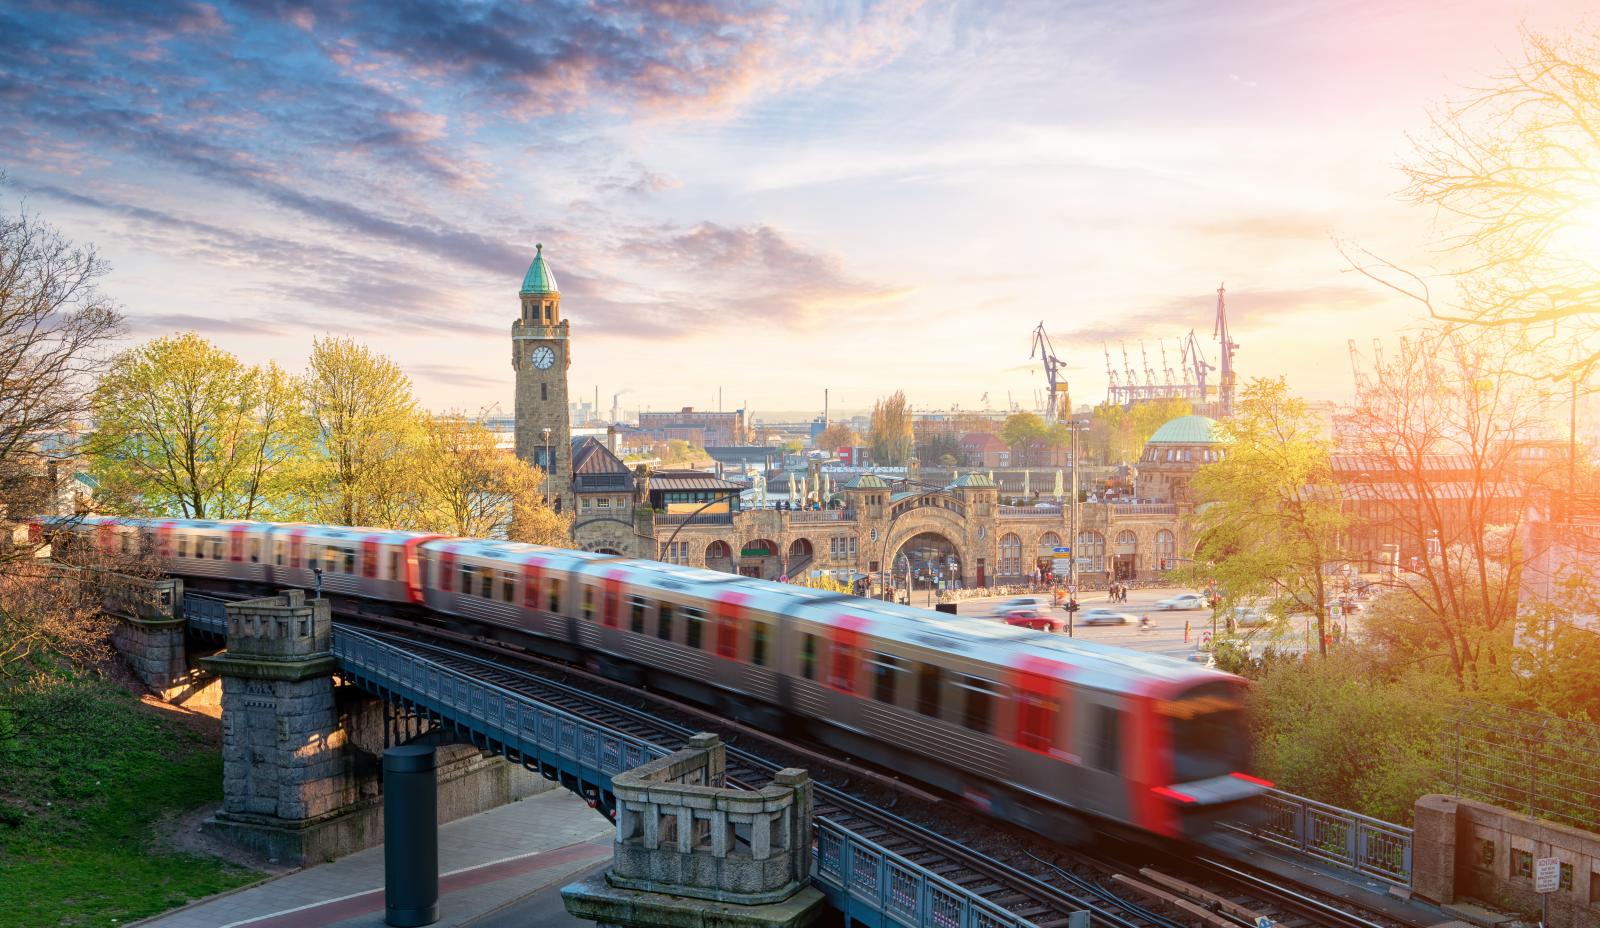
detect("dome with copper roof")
[520,243,559,295]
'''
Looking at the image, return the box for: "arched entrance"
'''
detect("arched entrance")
[889,531,963,598]
[1036,531,1062,581]
[706,540,733,573]
[787,538,814,579]
[1114,530,1138,581]
[739,538,782,580]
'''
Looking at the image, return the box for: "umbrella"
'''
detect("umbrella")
[1054,469,1063,499]
[1023,469,1031,498]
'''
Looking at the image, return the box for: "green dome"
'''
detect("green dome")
[954,473,996,488]
[1147,415,1221,445]
[845,474,888,489]
[520,243,559,294]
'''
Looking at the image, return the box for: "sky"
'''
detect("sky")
[3,0,1595,421]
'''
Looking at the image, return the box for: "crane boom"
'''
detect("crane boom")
[1213,283,1239,416]
[1030,321,1069,422]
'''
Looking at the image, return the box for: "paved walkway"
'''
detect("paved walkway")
[135,788,613,928]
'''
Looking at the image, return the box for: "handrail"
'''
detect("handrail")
[1249,787,1413,888]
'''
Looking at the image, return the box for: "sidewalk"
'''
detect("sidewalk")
[134,787,614,928]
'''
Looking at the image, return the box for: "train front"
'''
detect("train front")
[1143,677,1269,842]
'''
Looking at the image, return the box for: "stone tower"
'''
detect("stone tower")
[513,244,572,509]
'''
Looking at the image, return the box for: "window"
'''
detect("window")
[547,578,561,612]
[663,541,690,565]
[460,564,475,593]
[276,540,286,566]
[1077,531,1105,573]
[870,653,901,705]
[657,602,674,640]
[500,571,516,603]
[248,538,261,564]
[1477,839,1495,869]
[685,608,706,649]
[479,569,492,599]
[541,382,548,401]
[1559,861,1573,892]
[916,664,942,717]
[597,498,610,509]
[800,634,817,680]
[390,551,403,578]
[751,623,769,667]
[582,586,595,621]
[177,535,189,558]
[630,596,647,633]
[998,533,1022,579]
[1155,530,1176,569]
[213,538,225,560]
[1513,849,1533,879]
[1092,705,1122,773]
[959,675,996,734]
[344,548,356,574]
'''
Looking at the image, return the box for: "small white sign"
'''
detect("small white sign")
[1199,630,1214,651]
[1535,857,1561,894]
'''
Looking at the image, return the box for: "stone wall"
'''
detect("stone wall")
[1414,794,1600,928]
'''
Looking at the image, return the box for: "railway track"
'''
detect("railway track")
[186,585,1420,928]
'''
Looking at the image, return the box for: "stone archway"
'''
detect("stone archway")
[877,501,975,593]
[739,538,782,580]
[889,531,964,596]
[787,538,814,577]
[706,540,734,574]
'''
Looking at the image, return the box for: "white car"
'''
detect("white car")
[993,596,1042,615]
[1155,593,1208,610]
[1078,608,1133,626]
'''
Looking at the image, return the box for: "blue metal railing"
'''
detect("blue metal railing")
[1249,787,1413,887]
[184,594,228,636]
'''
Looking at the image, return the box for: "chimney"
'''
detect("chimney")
[607,426,620,456]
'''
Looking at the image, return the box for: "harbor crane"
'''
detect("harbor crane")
[1213,283,1239,417]
[1030,321,1070,422]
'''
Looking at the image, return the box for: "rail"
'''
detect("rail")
[652,511,735,527]
[815,818,1036,928]
[787,509,857,523]
[183,594,1035,927]
[1110,503,1178,516]
[1249,787,1413,888]
[998,506,1062,519]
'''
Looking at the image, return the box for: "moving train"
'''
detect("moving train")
[45,516,1268,843]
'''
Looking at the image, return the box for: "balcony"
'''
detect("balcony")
[786,509,858,523]
[998,505,1062,519]
[653,511,735,527]
[1112,502,1178,516]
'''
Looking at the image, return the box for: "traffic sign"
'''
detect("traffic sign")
[1053,546,1072,554]
[1535,857,1561,894]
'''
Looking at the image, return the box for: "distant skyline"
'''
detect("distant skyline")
[3,0,1593,416]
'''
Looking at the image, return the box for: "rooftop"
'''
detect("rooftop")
[519,243,559,294]
[1147,415,1222,446]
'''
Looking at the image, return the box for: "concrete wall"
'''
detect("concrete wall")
[1414,795,1600,928]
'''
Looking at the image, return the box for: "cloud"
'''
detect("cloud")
[408,362,506,390]
[1066,284,1378,343]
[126,312,290,337]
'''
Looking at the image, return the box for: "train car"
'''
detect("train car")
[48,515,1265,845]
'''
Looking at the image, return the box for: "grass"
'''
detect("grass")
[0,668,260,927]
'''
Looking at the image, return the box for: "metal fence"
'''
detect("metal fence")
[1251,787,1414,888]
[1450,702,1600,834]
[814,818,1037,928]
[184,593,228,636]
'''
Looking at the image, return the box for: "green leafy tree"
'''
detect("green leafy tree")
[868,391,913,465]
[90,333,303,519]
[417,414,567,543]
[300,336,426,527]
[815,422,858,451]
[1188,377,1343,655]
[915,432,961,465]
[1084,397,1192,463]
[999,412,1047,464]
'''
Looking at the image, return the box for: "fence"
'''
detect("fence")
[1251,787,1414,888]
[1449,702,1600,834]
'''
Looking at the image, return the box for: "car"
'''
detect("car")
[1078,608,1133,626]
[997,607,1061,633]
[1155,593,1208,611]
[1229,606,1272,628]
[1185,651,1217,669]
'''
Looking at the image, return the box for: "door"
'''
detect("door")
[976,559,986,587]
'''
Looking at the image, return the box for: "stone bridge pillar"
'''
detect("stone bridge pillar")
[201,590,368,864]
[107,575,185,691]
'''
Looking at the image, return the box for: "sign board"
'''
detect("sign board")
[1535,857,1561,894]
[1199,630,1213,651]
[1330,602,1342,618]
[1053,546,1072,555]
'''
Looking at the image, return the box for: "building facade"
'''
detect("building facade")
[511,244,573,509]
[638,407,746,447]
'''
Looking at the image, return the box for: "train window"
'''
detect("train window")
[212,538,225,560]
[685,608,706,650]
[959,676,996,734]
[478,569,492,599]
[121,533,132,554]
[390,551,403,578]
[916,664,942,717]
[800,634,817,680]
[248,538,261,564]
[1169,689,1248,782]
[1091,706,1122,773]
[630,597,647,633]
[828,642,856,694]
[751,623,769,667]
[500,572,515,603]
[460,564,475,594]
[657,602,673,640]
[582,586,595,621]
[548,578,561,612]
[177,535,189,558]
[344,548,356,574]
[870,653,901,705]
[1016,689,1059,754]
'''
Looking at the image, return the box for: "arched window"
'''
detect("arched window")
[706,540,731,560]
[1038,531,1062,554]
[999,533,1023,579]
[1155,530,1176,569]
[1076,531,1105,573]
[1115,530,1138,553]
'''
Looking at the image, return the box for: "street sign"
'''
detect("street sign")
[1053,546,1072,555]
[1534,857,1561,894]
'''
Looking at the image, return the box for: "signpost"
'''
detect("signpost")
[1535,857,1560,927]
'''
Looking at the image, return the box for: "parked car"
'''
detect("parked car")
[1078,608,1133,626]
[992,596,1042,617]
[1155,592,1208,611]
[1229,606,1272,628]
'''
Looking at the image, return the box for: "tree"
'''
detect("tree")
[868,391,913,465]
[89,334,302,519]
[1084,397,1192,464]
[1188,378,1344,655]
[417,414,561,540]
[915,432,961,466]
[815,422,858,452]
[1341,328,1544,688]
[0,207,122,546]
[301,336,427,527]
[999,412,1047,465]
[1354,31,1600,381]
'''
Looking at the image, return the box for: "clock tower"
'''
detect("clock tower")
[512,243,572,510]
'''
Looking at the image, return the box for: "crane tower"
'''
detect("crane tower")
[1030,322,1070,422]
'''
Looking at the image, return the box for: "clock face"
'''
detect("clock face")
[530,346,555,370]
